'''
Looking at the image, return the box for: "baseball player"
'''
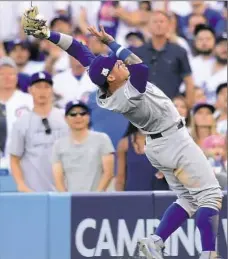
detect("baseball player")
[22,7,223,259]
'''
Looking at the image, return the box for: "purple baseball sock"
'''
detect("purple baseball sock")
[195,207,219,251]
[155,203,189,242]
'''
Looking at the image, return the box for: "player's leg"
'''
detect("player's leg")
[155,127,223,258]
[138,153,197,259]
[138,172,197,259]
[174,139,223,258]
[142,128,223,259]
[153,180,198,243]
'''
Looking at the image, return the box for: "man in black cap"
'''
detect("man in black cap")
[9,71,68,192]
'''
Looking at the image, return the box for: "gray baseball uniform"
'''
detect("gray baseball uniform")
[52,131,114,192]
[97,79,223,216]
[9,108,69,192]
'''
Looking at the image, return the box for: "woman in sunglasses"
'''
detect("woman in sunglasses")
[52,100,115,193]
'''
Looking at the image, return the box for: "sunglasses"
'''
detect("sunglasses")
[68,111,88,117]
[42,118,52,135]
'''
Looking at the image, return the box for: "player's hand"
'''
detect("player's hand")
[155,171,165,179]
[87,25,114,44]
[22,6,50,39]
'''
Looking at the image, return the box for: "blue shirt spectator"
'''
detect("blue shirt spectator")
[115,123,169,191]
[181,2,224,36]
[132,11,194,106]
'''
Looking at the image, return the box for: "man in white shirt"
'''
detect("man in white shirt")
[190,24,216,88]
[0,57,33,169]
[202,33,227,104]
[53,56,97,108]
[9,71,68,192]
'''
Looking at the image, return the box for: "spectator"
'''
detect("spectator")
[50,15,72,35]
[168,12,192,58]
[53,56,97,108]
[214,83,227,136]
[201,33,227,104]
[43,15,73,75]
[52,100,114,192]
[133,10,194,107]
[182,1,223,36]
[138,1,152,12]
[202,134,227,190]
[125,31,145,49]
[172,95,191,128]
[115,123,169,191]
[190,103,217,148]
[190,24,216,91]
[0,57,33,170]
[193,86,207,105]
[8,39,44,75]
[9,72,68,192]
[73,27,88,45]
[137,1,152,41]
[182,13,207,54]
[75,1,140,46]
[215,1,227,36]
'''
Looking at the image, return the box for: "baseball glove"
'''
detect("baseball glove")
[22,6,49,38]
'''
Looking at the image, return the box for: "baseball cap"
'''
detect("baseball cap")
[89,54,117,87]
[216,83,227,96]
[192,103,215,115]
[65,100,91,116]
[194,24,215,37]
[216,33,227,44]
[0,56,17,69]
[50,15,71,28]
[29,71,53,86]
[8,39,30,53]
[202,135,225,149]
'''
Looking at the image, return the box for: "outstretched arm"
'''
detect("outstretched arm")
[88,25,148,93]
[48,32,95,68]
[22,6,95,67]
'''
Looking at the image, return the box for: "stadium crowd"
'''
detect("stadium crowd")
[0,0,227,192]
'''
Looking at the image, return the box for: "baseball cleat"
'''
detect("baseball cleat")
[137,235,164,259]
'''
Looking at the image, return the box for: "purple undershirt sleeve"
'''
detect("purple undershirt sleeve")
[48,31,95,67]
[128,64,149,93]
